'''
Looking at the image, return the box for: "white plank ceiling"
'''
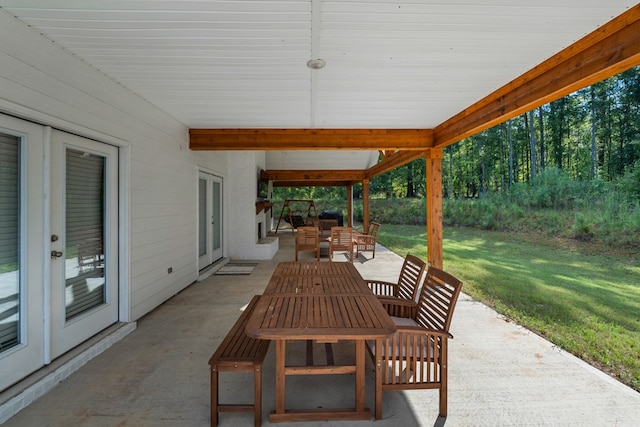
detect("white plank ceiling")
[0,0,636,170]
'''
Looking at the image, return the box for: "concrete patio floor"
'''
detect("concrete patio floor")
[2,229,639,426]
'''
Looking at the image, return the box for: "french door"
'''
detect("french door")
[198,172,223,270]
[49,130,119,359]
[0,115,45,391]
[0,118,120,390]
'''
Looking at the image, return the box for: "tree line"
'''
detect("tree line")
[390,66,640,199]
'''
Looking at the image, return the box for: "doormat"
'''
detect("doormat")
[214,262,258,275]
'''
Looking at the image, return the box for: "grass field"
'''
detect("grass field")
[376,224,640,392]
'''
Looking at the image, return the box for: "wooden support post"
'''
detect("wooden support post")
[425,148,444,268]
[347,184,353,227]
[362,179,370,232]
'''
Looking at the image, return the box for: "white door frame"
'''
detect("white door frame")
[198,171,223,270]
[49,130,119,360]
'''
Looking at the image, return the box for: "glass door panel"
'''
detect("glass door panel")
[64,149,106,320]
[0,133,20,353]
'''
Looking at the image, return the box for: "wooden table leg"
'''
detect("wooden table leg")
[275,340,286,415]
[355,340,366,412]
[269,339,372,423]
[374,339,383,420]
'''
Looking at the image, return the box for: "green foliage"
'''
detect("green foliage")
[617,160,640,201]
[274,166,640,249]
[336,197,427,226]
[571,213,595,241]
[442,167,639,248]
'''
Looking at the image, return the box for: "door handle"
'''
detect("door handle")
[51,250,63,259]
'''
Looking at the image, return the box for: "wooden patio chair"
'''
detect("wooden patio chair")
[366,254,426,312]
[354,221,381,259]
[367,266,463,419]
[295,226,320,261]
[328,226,354,262]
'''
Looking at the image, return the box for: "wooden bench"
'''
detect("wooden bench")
[209,295,270,427]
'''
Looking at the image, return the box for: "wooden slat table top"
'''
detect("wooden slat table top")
[265,275,364,295]
[246,261,396,341]
[269,261,357,280]
[246,294,395,340]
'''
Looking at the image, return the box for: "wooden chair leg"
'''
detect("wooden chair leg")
[439,386,447,417]
[439,357,448,417]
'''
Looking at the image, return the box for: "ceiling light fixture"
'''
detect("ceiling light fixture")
[306,58,326,69]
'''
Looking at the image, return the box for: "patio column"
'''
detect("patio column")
[362,179,370,232]
[425,148,443,268]
[347,183,353,227]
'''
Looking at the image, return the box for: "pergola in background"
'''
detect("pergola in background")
[190,6,640,268]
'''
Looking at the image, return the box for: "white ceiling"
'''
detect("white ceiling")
[0,0,635,170]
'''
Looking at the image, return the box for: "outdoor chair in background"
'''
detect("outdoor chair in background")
[366,254,426,312]
[295,226,320,261]
[354,221,381,259]
[367,266,463,419]
[318,218,338,237]
[328,226,354,262]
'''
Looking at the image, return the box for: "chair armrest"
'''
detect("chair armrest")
[376,296,418,318]
[395,325,453,339]
[367,280,399,297]
[355,234,375,243]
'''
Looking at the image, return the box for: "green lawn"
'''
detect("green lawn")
[376,224,640,391]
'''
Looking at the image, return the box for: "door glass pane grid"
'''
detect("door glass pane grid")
[65,149,106,321]
[0,133,20,352]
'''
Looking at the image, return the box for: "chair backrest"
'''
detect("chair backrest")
[329,226,353,251]
[296,226,319,251]
[415,266,463,333]
[367,222,381,239]
[396,254,427,301]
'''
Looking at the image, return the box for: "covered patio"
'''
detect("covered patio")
[3,231,638,426]
[1,2,640,425]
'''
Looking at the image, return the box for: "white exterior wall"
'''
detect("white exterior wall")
[226,152,278,260]
[0,11,268,325]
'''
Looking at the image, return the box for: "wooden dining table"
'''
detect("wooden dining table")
[245,261,397,423]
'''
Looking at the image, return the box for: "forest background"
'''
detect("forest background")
[272,66,640,391]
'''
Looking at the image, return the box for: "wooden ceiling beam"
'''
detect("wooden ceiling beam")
[263,169,365,182]
[272,180,355,187]
[365,150,426,179]
[189,128,434,151]
[434,5,640,148]
[264,151,428,188]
